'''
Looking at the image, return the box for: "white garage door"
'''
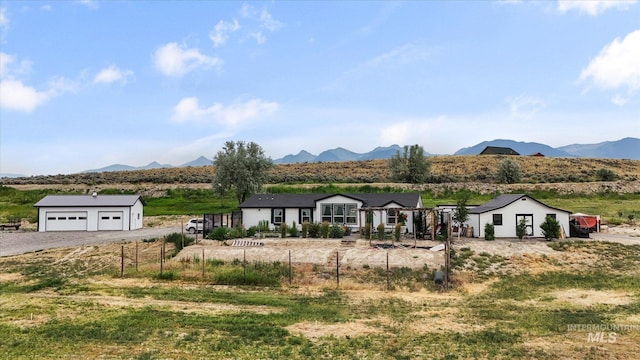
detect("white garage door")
[98,211,124,231]
[45,212,88,231]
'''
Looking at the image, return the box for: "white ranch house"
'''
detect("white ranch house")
[465,194,570,239]
[34,194,144,232]
[239,193,423,231]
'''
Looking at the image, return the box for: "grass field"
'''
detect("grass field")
[1,238,639,359]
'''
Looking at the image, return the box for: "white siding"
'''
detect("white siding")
[471,198,570,238]
[38,204,144,232]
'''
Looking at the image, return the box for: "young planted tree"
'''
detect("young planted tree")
[540,215,561,241]
[212,141,273,204]
[516,218,527,240]
[496,158,522,184]
[453,194,470,241]
[388,144,431,183]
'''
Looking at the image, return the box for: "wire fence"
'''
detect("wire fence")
[114,239,447,291]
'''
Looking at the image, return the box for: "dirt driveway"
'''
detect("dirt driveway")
[0,227,181,257]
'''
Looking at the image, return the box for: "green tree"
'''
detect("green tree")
[453,194,470,241]
[540,215,561,241]
[516,217,527,240]
[388,144,431,183]
[212,141,272,204]
[496,158,522,184]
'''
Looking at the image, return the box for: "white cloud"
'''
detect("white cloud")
[239,4,283,45]
[557,0,637,16]
[0,7,8,30]
[506,95,546,116]
[93,65,133,84]
[580,30,640,97]
[78,0,99,10]
[153,42,221,77]
[171,97,279,127]
[0,79,50,112]
[0,53,76,112]
[209,19,240,47]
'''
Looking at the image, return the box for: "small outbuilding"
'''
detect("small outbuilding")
[34,194,144,232]
[466,194,570,239]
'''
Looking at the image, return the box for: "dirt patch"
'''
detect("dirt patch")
[287,319,382,340]
[0,272,24,282]
[552,289,634,306]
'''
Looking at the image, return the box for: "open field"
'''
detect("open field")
[1,226,639,359]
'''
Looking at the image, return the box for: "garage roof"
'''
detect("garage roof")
[34,194,144,207]
[469,194,570,214]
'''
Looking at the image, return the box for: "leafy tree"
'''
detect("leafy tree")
[496,158,522,184]
[212,141,272,204]
[540,215,561,241]
[484,223,495,241]
[595,168,617,181]
[388,144,431,183]
[516,218,527,240]
[453,194,470,240]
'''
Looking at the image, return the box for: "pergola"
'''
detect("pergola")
[357,206,438,241]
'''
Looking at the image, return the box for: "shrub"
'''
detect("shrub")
[308,222,320,238]
[377,223,385,241]
[516,218,527,240]
[230,224,246,238]
[329,224,344,238]
[209,227,230,241]
[484,223,495,241]
[280,223,287,238]
[246,226,258,237]
[364,222,372,239]
[394,223,402,242]
[258,220,270,232]
[596,168,617,181]
[540,215,560,241]
[301,221,309,238]
[496,158,522,184]
[320,221,330,238]
[165,232,194,256]
[288,221,299,237]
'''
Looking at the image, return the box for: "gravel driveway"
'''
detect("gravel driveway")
[0,227,181,257]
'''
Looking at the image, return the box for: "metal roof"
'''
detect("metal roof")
[34,194,144,208]
[239,193,421,208]
[469,194,570,214]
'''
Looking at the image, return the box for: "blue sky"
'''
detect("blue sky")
[1,0,639,176]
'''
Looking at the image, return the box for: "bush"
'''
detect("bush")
[247,226,258,237]
[364,222,372,239]
[308,222,320,238]
[301,221,309,238]
[496,158,522,184]
[596,168,617,181]
[288,221,299,237]
[230,224,246,238]
[258,220,270,232]
[209,227,230,241]
[516,218,527,240]
[280,223,287,238]
[320,221,330,238]
[377,223,385,241]
[329,224,344,238]
[165,232,194,256]
[484,223,495,241]
[540,215,560,241]
[394,223,402,242]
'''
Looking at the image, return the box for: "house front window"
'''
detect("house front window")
[493,214,503,226]
[300,208,312,224]
[272,208,284,225]
[320,203,357,224]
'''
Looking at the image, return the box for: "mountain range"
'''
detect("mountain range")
[1,138,637,178]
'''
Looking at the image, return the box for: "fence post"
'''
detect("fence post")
[336,250,339,288]
[135,241,138,272]
[288,250,292,285]
[386,251,390,291]
[243,249,246,284]
[202,247,205,278]
[121,245,124,277]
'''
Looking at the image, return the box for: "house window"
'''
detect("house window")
[272,208,284,225]
[493,214,503,226]
[387,209,401,224]
[320,203,357,224]
[300,208,312,224]
[546,214,556,220]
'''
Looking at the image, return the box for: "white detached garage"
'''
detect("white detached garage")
[34,194,144,232]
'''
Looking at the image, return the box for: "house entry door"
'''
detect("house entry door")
[515,214,534,237]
